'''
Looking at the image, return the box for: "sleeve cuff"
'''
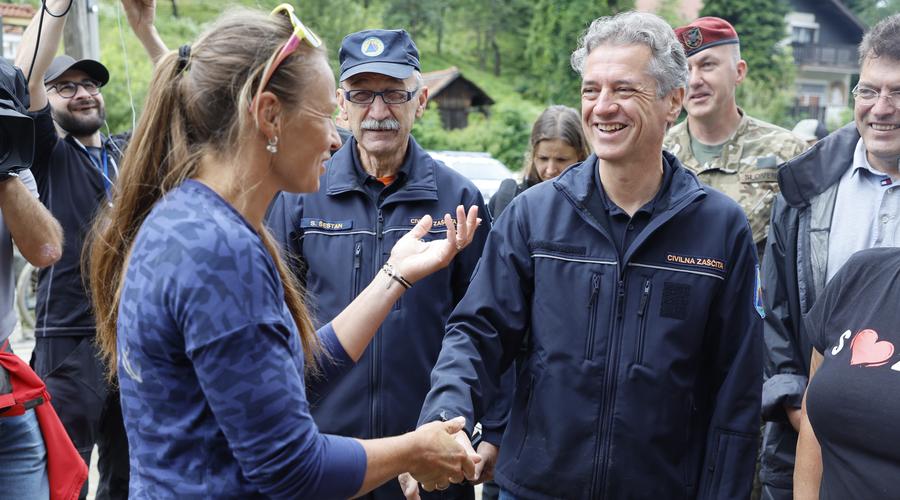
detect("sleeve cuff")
[480,426,505,447]
[315,435,367,499]
[316,322,355,381]
[762,373,808,421]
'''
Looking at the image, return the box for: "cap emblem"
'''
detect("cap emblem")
[361,37,385,57]
[683,27,703,50]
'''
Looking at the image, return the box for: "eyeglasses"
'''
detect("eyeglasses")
[342,88,420,105]
[47,80,101,99]
[852,84,900,108]
[252,3,322,112]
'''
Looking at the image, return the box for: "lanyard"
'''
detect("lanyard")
[73,138,115,199]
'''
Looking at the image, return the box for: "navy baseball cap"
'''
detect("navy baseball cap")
[44,55,109,86]
[339,29,420,82]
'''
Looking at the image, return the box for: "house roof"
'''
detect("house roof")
[422,66,495,106]
[822,0,867,34]
[0,3,36,20]
[422,66,462,95]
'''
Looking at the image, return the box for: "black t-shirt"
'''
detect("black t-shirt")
[805,247,900,499]
[30,104,127,337]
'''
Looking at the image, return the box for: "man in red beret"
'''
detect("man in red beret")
[664,17,807,260]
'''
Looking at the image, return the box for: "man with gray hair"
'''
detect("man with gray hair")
[416,11,762,498]
[761,14,900,500]
[266,28,493,500]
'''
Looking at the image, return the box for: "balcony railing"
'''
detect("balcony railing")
[791,42,859,69]
[790,102,827,123]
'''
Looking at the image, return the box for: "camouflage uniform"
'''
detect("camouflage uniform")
[665,111,808,245]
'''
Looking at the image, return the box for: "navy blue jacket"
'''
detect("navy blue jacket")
[267,137,491,498]
[419,153,762,499]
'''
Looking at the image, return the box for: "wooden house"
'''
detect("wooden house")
[421,66,494,130]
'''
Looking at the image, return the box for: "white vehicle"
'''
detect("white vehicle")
[428,151,515,203]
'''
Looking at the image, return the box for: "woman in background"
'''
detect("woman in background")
[487,105,590,218]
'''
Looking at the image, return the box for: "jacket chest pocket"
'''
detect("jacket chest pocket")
[632,277,653,366]
[531,252,616,360]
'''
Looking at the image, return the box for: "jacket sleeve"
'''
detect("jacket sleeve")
[698,219,763,500]
[27,104,60,182]
[418,196,532,435]
[450,188,513,445]
[760,195,808,421]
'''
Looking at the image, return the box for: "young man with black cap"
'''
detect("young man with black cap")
[12,0,158,497]
[664,17,807,257]
[267,29,496,499]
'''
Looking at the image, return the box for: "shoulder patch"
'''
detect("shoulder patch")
[300,218,353,231]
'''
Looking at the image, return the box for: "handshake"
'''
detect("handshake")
[397,417,499,499]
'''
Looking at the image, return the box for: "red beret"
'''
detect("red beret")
[674,17,739,57]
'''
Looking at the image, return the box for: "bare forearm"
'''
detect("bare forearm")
[14,0,70,110]
[794,395,822,498]
[136,25,168,65]
[331,268,405,361]
[353,433,416,497]
[795,350,823,499]
[785,404,802,432]
[0,178,62,268]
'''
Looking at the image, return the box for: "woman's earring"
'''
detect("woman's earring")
[266,136,279,154]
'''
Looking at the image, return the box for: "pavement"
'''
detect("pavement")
[9,325,100,500]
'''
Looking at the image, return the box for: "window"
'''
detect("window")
[792,26,817,44]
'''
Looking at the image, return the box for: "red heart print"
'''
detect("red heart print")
[850,329,895,367]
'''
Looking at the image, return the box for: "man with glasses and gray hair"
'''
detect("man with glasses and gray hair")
[760,14,900,500]
[415,11,762,498]
[267,28,495,500]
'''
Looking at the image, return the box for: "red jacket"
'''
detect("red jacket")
[1,341,88,500]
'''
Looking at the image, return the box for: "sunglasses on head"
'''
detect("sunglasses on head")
[251,3,322,112]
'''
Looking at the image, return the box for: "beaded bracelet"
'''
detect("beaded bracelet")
[382,263,412,290]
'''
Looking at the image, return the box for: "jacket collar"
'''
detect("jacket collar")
[324,135,439,203]
[553,151,705,215]
[778,122,859,208]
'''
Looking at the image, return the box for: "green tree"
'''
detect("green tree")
[523,0,633,105]
[700,0,791,85]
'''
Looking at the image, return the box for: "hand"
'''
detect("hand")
[121,0,156,30]
[388,205,480,284]
[474,441,499,484]
[408,416,481,491]
[398,473,421,500]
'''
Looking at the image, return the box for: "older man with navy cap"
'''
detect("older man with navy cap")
[267,29,496,500]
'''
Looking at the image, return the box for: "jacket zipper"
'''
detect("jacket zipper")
[592,276,626,497]
[634,279,652,366]
[584,273,602,360]
[370,207,385,438]
[352,241,362,298]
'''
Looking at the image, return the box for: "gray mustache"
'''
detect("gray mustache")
[361,118,400,131]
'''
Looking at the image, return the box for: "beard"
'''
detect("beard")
[51,100,106,137]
